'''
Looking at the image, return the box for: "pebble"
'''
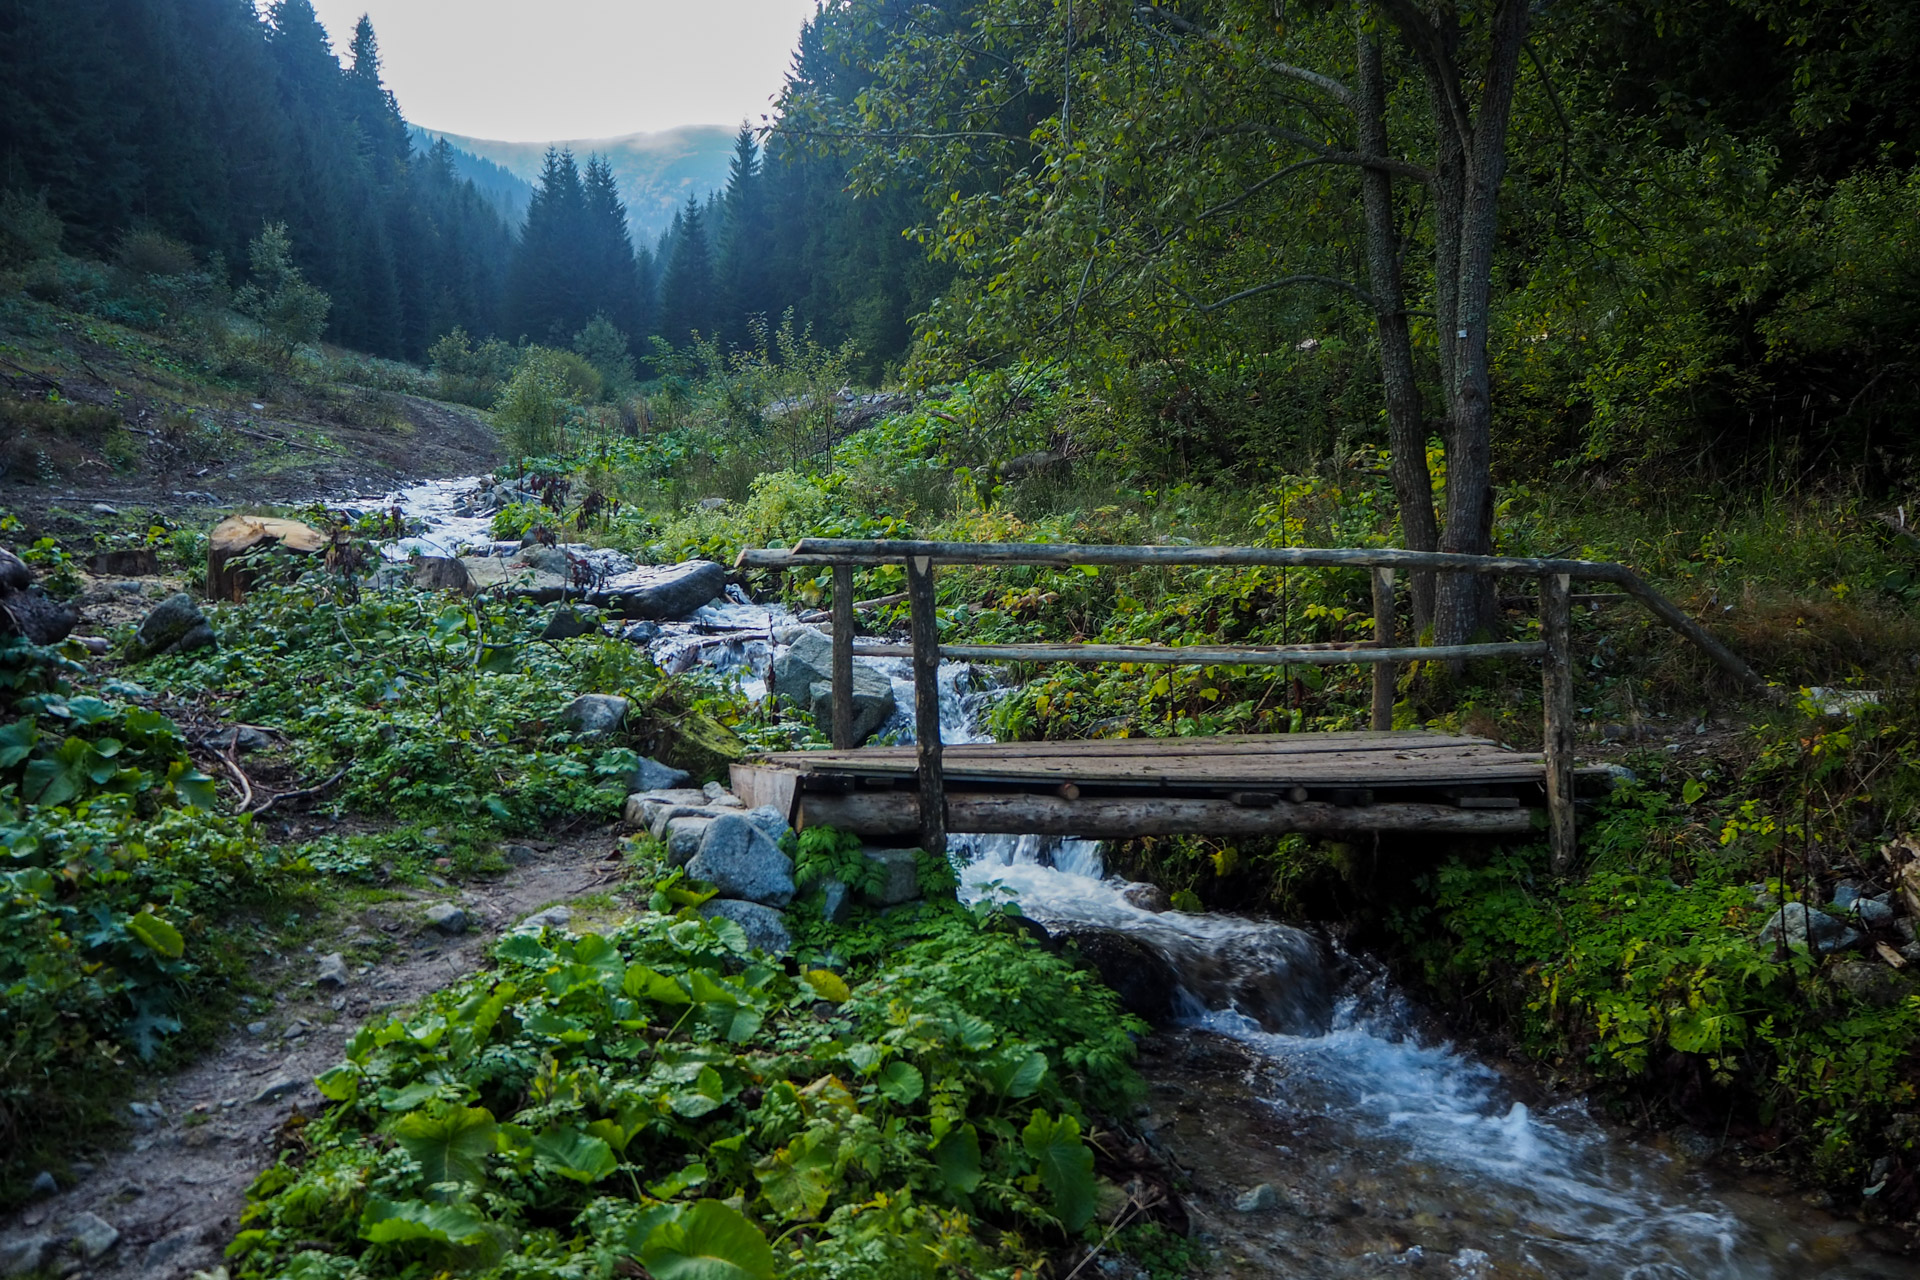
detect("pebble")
[425,902,468,934]
[66,1212,119,1260]
[245,1020,268,1036]
[1234,1183,1279,1212]
[282,1024,305,1041]
[250,1076,303,1105]
[315,952,349,988]
[29,1170,57,1198]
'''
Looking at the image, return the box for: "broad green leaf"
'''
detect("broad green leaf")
[645,1160,709,1199]
[170,765,218,811]
[126,910,185,959]
[359,1196,489,1245]
[494,933,554,966]
[532,1126,618,1183]
[669,1065,726,1118]
[315,1065,361,1103]
[802,969,850,1002]
[753,1129,838,1220]
[0,718,39,768]
[640,1199,775,1280]
[393,1105,497,1189]
[22,756,77,808]
[877,1060,924,1106]
[477,643,518,674]
[379,1081,449,1112]
[933,1124,982,1195]
[984,1046,1047,1098]
[1021,1110,1097,1231]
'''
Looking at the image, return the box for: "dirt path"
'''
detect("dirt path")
[0,828,630,1280]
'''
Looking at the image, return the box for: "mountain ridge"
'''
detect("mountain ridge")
[411,124,741,248]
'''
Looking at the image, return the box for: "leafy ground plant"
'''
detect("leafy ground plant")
[228,902,1145,1279]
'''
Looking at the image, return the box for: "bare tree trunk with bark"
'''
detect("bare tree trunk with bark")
[1356,12,1438,635]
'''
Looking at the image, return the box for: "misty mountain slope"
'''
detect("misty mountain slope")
[413,124,738,245]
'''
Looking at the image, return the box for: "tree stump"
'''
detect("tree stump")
[206,515,328,602]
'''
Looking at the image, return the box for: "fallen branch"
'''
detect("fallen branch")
[219,749,254,811]
[250,767,348,817]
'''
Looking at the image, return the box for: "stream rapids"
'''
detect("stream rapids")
[369,474,1915,1280]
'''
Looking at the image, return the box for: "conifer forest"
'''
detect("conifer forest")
[3,1,1920,1278]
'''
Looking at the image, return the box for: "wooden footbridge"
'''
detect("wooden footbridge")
[730,540,1766,871]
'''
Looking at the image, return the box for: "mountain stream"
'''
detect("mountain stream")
[374,475,1917,1280]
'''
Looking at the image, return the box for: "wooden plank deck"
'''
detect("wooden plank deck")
[731,731,1604,841]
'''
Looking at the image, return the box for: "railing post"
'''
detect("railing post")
[830,563,855,749]
[905,554,947,859]
[1371,567,1396,731]
[1541,573,1577,874]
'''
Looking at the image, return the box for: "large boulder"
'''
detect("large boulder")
[771,629,897,744]
[699,899,791,954]
[560,694,628,735]
[859,848,921,907]
[411,556,474,593]
[687,812,795,906]
[1757,902,1861,955]
[592,561,727,620]
[0,549,77,645]
[1055,927,1183,1024]
[628,755,692,792]
[128,592,214,659]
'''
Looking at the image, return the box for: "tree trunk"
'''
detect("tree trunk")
[1356,15,1438,635]
[1424,0,1529,647]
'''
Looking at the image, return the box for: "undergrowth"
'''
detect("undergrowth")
[227,902,1147,1279]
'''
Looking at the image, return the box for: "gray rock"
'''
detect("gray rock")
[0,549,27,593]
[698,899,791,954]
[514,906,572,934]
[501,843,538,866]
[540,605,598,641]
[315,953,349,989]
[1856,898,1896,928]
[1832,881,1863,910]
[663,815,715,867]
[698,497,731,510]
[0,1234,56,1276]
[250,1076,304,1104]
[411,556,474,593]
[818,879,852,924]
[1829,961,1910,1008]
[702,780,733,803]
[143,1227,199,1271]
[1056,926,1183,1023]
[129,593,215,659]
[594,560,728,620]
[771,629,897,745]
[744,805,791,842]
[1896,917,1917,944]
[1234,1184,1280,1213]
[1122,882,1172,913]
[29,1171,57,1198]
[66,1213,118,1261]
[425,903,469,934]
[90,502,119,516]
[517,545,574,577]
[629,755,692,792]
[559,694,629,735]
[687,813,795,906]
[1903,942,1920,965]
[860,848,921,907]
[1756,902,1859,954]
[245,1021,268,1036]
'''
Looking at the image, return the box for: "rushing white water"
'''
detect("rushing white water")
[369,481,1912,1279]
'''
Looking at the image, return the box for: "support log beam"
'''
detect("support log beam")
[796,790,1535,838]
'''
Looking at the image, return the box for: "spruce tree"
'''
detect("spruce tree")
[659,195,713,348]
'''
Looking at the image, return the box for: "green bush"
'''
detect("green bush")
[429,327,522,407]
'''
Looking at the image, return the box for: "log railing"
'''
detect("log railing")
[737,539,1768,873]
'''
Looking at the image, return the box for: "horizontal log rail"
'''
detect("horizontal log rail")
[850,640,1550,667]
[737,538,1772,874]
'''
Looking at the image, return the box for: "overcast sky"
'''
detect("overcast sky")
[304,0,820,141]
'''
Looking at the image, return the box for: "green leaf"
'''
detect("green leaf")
[22,756,77,807]
[1021,1110,1097,1231]
[802,969,850,1002]
[877,1060,924,1106]
[315,1065,361,1104]
[753,1130,838,1220]
[640,1198,775,1280]
[393,1105,497,1189]
[985,1046,1047,1098]
[531,1126,618,1183]
[494,933,554,966]
[359,1196,490,1245]
[933,1124,982,1195]
[170,765,218,811]
[477,643,519,674]
[126,910,185,959]
[0,718,39,768]
[669,1065,726,1118]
